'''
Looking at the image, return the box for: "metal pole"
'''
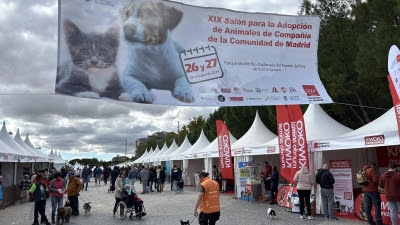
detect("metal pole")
[125,139,127,159]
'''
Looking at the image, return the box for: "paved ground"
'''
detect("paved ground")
[0,180,367,225]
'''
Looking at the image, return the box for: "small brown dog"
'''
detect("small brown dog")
[56,201,72,225]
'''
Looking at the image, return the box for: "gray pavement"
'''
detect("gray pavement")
[0,180,367,225]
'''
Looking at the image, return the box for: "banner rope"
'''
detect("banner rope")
[333,102,391,111]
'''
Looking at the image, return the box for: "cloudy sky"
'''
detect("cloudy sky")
[0,0,302,161]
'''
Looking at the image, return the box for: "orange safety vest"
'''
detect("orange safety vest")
[200,177,220,214]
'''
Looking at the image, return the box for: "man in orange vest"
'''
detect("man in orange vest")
[194,172,221,225]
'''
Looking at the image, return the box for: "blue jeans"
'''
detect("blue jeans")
[321,188,335,219]
[82,178,89,191]
[51,196,63,220]
[172,180,179,193]
[129,179,136,193]
[363,192,382,225]
[387,201,400,225]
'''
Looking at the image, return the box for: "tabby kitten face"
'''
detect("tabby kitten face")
[63,19,119,71]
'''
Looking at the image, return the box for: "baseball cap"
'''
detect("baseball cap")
[68,172,75,176]
[199,171,209,177]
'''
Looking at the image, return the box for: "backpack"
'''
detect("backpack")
[356,169,369,185]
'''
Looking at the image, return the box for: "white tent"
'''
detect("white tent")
[151,142,169,163]
[159,140,178,161]
[197,132,237,159]
[180,130,210,159]
[147,145,160,163]
[231,111,277,152]
[0,137,18,162]
[169,136,192,161]
[0,122,36,162]
[24,133,52,162]
[14,129,46,162]
[140,148,154,163]
[311,107,399,151]
[134,149,148,164]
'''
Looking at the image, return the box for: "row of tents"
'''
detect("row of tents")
[131,104,398,214]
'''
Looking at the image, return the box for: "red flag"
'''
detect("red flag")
[288,105,309,177]
[216,120,234,179]
[387,75,400,139]
[276,105,293,183]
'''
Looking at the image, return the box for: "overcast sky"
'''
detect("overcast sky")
[0,0,302,161]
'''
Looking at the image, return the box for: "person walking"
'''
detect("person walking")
[29,174,51,225]
[113,170,127,217]
[160,167,166,193]
[81,166,91,191]
[156,166,161,192]
[103,166,111,185]
[139,166,149,194]
[0,175,3,209]
[111,167,119,192]
[66,172,82,216]
[194,172,221,225]
[293,166,315,220]
[94,166,102,185]
[316,164,336,221]
[379,163,400,225]
[171,166,180,194]
[19,174,31,204]
[148,167,155,192]
[49,172,65,224]
[362,162,383,225]
[128,166,138,193]
[269,166,279,205]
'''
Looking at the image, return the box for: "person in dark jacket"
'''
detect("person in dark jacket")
[379,163,400,225]
[270,166,279,205]
[362,162,382,225]
[103,166,111,185]
[148,167,155,192]
[29,174,51,225]
[316,164,336,221]
[171,166,180,194]
[111,167,119,192]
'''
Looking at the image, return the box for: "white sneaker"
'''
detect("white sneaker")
[308,216,314,220]
[300,215,304,219]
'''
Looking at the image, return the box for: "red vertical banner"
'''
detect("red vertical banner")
[276,105,293,183]
[216,120,234,179]
[288,105,309,178]
[387,75,400,139]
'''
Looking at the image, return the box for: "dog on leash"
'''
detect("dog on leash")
[120,0,194,103]
[180,220,190,224]
[83,202,92,215]
[56,201,72,225]
[267,208,277,220]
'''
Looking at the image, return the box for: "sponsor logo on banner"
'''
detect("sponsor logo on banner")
[281,87,287,93]
[330,160,351,168]
[265,96,280,101]
[267,146,276,153]
[230,97,244,101]
[221,88,231,93]
[289,87,297,93]
[218,95,225,102]
[272,87,279,93]
[302,85,320,96]
[201,96,215,100]
[233,87,241,93]
[199,86,207,93]
[243,88,254,93]
[364,135,385,145]
[255,88,267,93]
[313,141,330,148]
[243,150,252,154]
[3,154,8,160]
[246,97,262,100]
[290,96,300,101]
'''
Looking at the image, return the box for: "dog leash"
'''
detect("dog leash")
[78,194,88,204]
[188,215,197,224]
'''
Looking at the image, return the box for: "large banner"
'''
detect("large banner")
[288,105,309,176]
[387,75,400,139]
[276,105,293,183]
[216,120,234,179]
[329,160,354,216]
[376,145,400,167]
[56,0,332,106]
[388,45,400,100]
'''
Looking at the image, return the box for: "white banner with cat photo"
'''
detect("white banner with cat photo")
[56,0,332,106]
[329,160,354,216]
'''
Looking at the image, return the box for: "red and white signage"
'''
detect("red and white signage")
[355,193,400,225]
[388,45,400,100]
[364,135,385,145]
[376,145,400,167]
[276,105,293,183]
[216,120,234,179]
[288,105,309,176]
[330,160,354,216]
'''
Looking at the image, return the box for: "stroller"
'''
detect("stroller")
[116,190,146,220]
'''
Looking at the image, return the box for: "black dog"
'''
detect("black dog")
[180,220,190,225]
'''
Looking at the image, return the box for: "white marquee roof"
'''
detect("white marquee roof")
[23,133,52,162]
[0,132,18,162]
[169,136,192,160]
[149,143,168,162]
[231,111,277,150]
[140,147,154,163]
[14,129,47,162]
[180,130,210,159]
[159,140,178,161]
[0,122,36,162]
[147,145,160,162]
[134,149,148,163]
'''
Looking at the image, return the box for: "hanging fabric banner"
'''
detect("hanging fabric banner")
[387,75,400,139]
[287,105,309,177]
[216,120,234,179]
[276,105,293,183]
[56,0,332,106]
